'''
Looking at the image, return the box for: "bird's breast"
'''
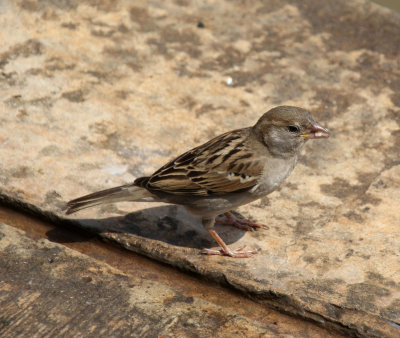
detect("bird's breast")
[251,156,298,196]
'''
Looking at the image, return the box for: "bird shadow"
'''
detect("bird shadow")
[55,204,248,250]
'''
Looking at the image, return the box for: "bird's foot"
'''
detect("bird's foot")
[200,245,259,258]
[216,211,268,231]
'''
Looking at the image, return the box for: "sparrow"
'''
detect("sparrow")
[66,106,329,258]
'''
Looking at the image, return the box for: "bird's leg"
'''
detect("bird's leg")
[215,211,268,231]
[199,217,259,258]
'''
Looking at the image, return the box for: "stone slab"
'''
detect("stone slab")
[2,222,342,337]
[0,0,399,336]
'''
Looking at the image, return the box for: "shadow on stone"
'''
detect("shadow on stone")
[46,226,97,244]
[70,205,248,250]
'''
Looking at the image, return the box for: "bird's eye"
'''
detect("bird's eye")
[287,125,300,133]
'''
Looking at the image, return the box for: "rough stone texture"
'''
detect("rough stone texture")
[2,222,340,337]
[0,0,399,336]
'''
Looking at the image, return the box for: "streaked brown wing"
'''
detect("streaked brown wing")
[139,128,265,196]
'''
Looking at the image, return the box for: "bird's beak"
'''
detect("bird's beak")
[301,121,329,139]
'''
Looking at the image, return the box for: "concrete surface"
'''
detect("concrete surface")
[0,0,399,336]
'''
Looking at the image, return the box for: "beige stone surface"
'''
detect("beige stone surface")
[3,222,340,337]
[0,0,399,336]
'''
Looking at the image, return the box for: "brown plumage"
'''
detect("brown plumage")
[137,128,262,196]
[66,106,329,258]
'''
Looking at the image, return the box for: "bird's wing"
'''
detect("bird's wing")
[136,129,265,196]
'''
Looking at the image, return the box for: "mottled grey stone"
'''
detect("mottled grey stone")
[3,222,338,337]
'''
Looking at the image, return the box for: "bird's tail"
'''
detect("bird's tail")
[66,183,152,215]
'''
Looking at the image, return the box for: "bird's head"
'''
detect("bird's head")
[253,106,329,158]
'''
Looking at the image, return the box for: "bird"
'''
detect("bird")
[66,106,329,258]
